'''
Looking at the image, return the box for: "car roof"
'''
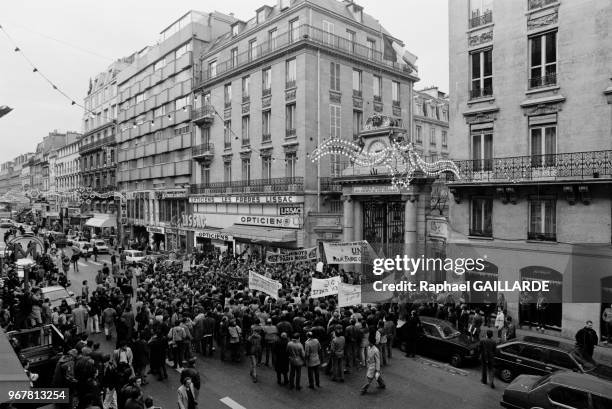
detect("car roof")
[42,285,68,293]
[420,317,453,327]
[549,371,612,397]
[518,336,575,352]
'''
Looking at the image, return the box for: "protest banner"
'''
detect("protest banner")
[322,241,376,264]
[266,247,317,264]
[310,276,341,298]
[249,270,282,298]
[338,283,362,307]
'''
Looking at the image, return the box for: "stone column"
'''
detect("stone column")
[353,200,363,241]
[403,193,418,260]
[342,195,354,243]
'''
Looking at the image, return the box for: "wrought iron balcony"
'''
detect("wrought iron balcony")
[195,24,415,87]
[353,90,362,98]
[469,10,493,28]
[192,143,214,162]
[528,0,558,10]
[262,88,272,97]
[190,176,304,195]
[286,128,296,138]
[449,150,612,184]
[285,80,296,89]
[320,177,342,193]
[470,87,493,100]
[529,73,557,89]
[469,228,492,238]
[262,133,271,143]
[527,231,556,242]
[80,135,116,153]
[241,138,250,147]
[192,105,215,125]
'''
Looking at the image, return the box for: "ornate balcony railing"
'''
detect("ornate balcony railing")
[320,177,342,192]
[449,150,612,184]
[529,73,557,89]
[262,133,272,143]
[527,231,556,242]
[192,143,214,157]
[528,0,558,10]
[190,177,304,194]
[469,10,493,28]
[192,105,215,125]
[470,87,493,99]
[469,228,492,238]
[80,135,116,153]
[195,24,414,86]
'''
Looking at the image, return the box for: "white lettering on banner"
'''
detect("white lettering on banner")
[249,271,282,298]
[147,226,165,234]
[322,241,372,264]
[238,215,301,229]
[352,185,399,194]
[180,213,207,229]
[189,195,304,204]
[279,206,302,215]
[310,276,341,298]
[195,231,233,241]
[338,283,362,307]
[266,248,317,264]
[162,190,187,199]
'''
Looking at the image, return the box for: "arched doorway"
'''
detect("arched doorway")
[362,200,405,258]
[519,266,563,331]
[601,276,612,343]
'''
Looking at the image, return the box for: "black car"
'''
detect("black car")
[416,317,480,367]
[495,336,612,383]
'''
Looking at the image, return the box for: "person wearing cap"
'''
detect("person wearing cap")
[304,331,321,389]
[287,332,305,390]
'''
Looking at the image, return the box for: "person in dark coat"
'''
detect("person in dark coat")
[180,358,200,399]
[147,333,168,381]
[273,332,290,385]
[132,332,149,385]
[575,320,599,363]
[480,330,497,388]
[404,310,422,358]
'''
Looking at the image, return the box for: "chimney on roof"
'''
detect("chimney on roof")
[229,12,234,17]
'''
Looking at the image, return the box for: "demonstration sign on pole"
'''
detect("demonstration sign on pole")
[266,247,317,264]
[248,271,282,298]
[322,241,376,264]
[310,276,340,298]
[338,283,362,307]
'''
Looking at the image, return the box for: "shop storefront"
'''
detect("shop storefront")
[194,229,233,255]
[85,213,117,239]
[147,226,165,252]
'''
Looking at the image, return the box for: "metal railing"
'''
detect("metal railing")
[286,128,296,137]
[192,143,214,157]
[469,229,492,238]
[196,24,414,86]
[469,10,493,28]
[192,105,216,122]
[80,135,116,153]
[528,0,558,10]
[262,88,272,97]
[241,138,250,147]
[190,176,304,194]
[450,150,612,183]
[527,231,556,242]
[320,177,342,192]
[470,87,493,99]
[262,133,271,143]
[529,73,557,89]
[353,90,362,98]
[285,80,296,89]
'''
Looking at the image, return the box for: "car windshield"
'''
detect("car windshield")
[441,325,460,338]
[531,373,552,390]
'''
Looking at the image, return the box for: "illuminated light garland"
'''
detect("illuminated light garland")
[310,134,461,189]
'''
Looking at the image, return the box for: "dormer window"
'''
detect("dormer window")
[257,9,266,24]
[231,24,239,36]
[348,3,363,23]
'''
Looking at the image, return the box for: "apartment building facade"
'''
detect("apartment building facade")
[189,0,418,257]
[448,0,612,337]
[414,87,450,160]
[116,10,235,249]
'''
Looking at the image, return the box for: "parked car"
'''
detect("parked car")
[71,241,92,256]
[0,218,14,228]
[501,371,612,409]
[495,336,612,383]
[123,249,145,264]
[90,239,109,254]
[413,316,480,367]
[41,285,76,309]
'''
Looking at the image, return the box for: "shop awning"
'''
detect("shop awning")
[221,224,297,243]
[85,216,116,228]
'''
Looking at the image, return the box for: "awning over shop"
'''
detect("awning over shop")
[85,216,116,228]
[221,224,297,243]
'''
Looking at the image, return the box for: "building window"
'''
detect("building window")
[201,127,210,145]
[242,76,250,101]
[472,130,493,171]
[470,198,493,237]
[430,128,436,146]
[201,166,210,185]
[262,67,272,95]
[373,75,382,101]
[224,83,232,108]
[268,28,278,48]
[529,31,557,88]
[175,43,191,59]
[322,20,335,45]
[286,103,296,137]
[153,58,165,71]
[469,0,493,28]
[257,9,266,24]
[230,47,238,67]
[471,49,493,99]
[175,96,189,111]
[530,124,556,167]
[442,131,448,148]
[353,110,363,138]
[224,120,232,149]
[208,60,217,77]
[529,199,556,241]
[288,18,299,43]
[352,69,362,97]
[249,39,258,61]
[367,39,376,59]
[224,161,232,183]
[347,29,356,53]
[330,105,341,138]
[415,125,423,144]
[392,81,400,105]
[330,62,340,92]
[285,153,297,178]
[231,24,239,36]
[262,110,271,141]
[286,58,296,88]
[242,158,251,182]
[262,156,272,180]
[242,115,250,146]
